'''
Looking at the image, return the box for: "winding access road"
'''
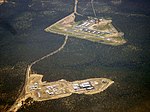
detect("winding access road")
[7,35,68,112]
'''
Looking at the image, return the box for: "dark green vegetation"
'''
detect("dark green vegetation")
[0,62,27,111]
[0,0,150,112]
[0,1,73,111]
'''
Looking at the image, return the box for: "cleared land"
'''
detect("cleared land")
[7,1,116,112]
[26,74,114,101]
[45,13,126,46]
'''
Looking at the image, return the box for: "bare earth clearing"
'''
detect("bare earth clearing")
[7,0,121,112]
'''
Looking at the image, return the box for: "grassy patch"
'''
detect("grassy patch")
[93,24,111,30]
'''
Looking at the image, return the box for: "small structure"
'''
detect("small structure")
[30,82,39,90]
[37,92,41,98]
[45,90,54,95]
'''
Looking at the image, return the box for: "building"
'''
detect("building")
[72,81,94,91]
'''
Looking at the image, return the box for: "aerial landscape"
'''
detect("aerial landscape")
[0,0,150,112]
